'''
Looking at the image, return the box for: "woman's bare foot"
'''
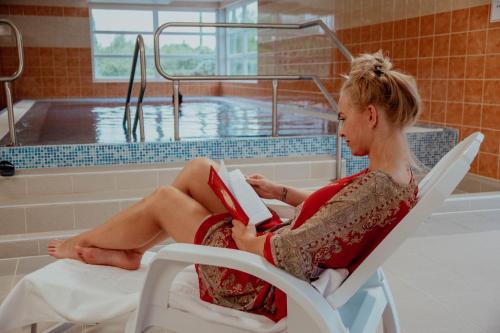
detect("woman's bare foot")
[76,246,142,270]
[47,239,83,261]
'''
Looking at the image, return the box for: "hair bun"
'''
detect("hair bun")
[341,50,421,129]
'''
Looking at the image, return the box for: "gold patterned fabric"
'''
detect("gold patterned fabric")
[268,170,418,280]
[194,169,418,321]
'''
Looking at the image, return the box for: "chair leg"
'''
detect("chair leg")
[380,273,401,333]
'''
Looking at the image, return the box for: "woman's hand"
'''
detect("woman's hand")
[246,174,280,200]
[231,219,265,256]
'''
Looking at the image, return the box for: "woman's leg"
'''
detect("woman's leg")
[171,157,228,214]
[48,157,227,269]
[48,186,211,269]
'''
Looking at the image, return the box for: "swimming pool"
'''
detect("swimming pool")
[0,97,458,175]
[0,97,337,146]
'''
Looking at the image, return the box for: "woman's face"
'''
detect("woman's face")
[338,92,372,156]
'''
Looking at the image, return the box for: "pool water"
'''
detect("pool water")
[0,97,337,146]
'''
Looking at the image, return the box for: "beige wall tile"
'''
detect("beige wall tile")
[279,178,328,188]
[394,0,409,20]
[119,199,140,210]
[116,171,157,190]
[231,164,275,180]
[0,275,15,303]
[73,173,116,193]
[0,207,26,235]
[310,161,336,179]
[5,16,91,48]
[468,0,489,7]
[16,255,56,275]
[0,258,18,276]
[74,202,120,229]
[26,204,74,233]
[158,168,182,185]
[274,163,310,181]
[452,0,471,10]
[2,0,87,7]
[407,0,423,18]
[0,240,38,258]
[436,0,453,13]
[0,177,27,198]
[420,0,436,16]
[26,175,73,195]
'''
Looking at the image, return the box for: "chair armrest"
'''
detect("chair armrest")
[263,198,295,219]
[133,243,345,333]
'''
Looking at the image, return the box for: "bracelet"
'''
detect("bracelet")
[280,186,288,202]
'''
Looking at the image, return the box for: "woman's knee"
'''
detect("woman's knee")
[185,157,214,177]
[152,185,176,200]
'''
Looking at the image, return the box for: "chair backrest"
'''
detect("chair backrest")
[326,132,484,309]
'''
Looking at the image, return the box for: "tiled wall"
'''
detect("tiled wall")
[0,2,220,108]
[1,0,499,180]
[335,2,500,179]
[226,0,500,180]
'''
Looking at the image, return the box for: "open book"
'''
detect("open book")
[208,161,273,226]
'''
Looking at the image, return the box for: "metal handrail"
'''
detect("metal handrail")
[0,19,24,146]
[123,34,147,141]
[154,19,351,179]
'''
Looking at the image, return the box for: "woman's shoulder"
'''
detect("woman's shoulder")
[337,169,417,201]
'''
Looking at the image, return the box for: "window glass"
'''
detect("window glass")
[158,11,199,33]
[201,12,216,33]
[94,34,154,55]
[201,35,216,53]
[244,2,258,23]
[92,9,153,32]
[226,0,258,76]
[160,57,215,76]
[91,6,217,80]
[94,56,133,79]
[247,30,257,52]
[229,59,244,75]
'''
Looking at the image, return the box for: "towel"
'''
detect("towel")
[0,251,347,332]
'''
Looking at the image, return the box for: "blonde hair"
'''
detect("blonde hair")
[341,51,421,129]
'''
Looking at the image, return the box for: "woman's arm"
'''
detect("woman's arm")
[279,185,311,207]
[246,174,311,207]
[231,219,266,256]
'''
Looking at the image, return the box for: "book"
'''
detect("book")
[208,161,273,226]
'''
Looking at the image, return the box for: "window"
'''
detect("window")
[226,1,258,76]
[158,11,216,76]
[90,5,217,81]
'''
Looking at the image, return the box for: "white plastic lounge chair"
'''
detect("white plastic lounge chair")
[0,132,483,333]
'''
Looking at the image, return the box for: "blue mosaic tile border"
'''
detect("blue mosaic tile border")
[0,136,337,170]
[0,128,458,175]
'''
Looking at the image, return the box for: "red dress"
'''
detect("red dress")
[194,169,418,322]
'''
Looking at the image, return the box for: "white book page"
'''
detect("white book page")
[229,169,272,225]
[217,161,233,192]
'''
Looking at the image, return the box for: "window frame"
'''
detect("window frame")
[89,3,218,82]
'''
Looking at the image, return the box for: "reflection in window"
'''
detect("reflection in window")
[226,0,258,76]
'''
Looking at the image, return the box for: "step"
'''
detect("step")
[434,191,500,215]
[0,177,329,234]
[0,227,174,260]
[0,155,345,200]
[0,157,344,260]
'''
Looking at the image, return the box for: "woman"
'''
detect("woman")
[49,51,420,322]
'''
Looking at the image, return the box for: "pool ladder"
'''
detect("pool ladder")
[123,35,146,142]
[0,19,24,146]
[127,19,352,179]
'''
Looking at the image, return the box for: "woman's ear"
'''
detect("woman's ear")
[367,105,378,128]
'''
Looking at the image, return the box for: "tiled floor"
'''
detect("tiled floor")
[1,210,499,333]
